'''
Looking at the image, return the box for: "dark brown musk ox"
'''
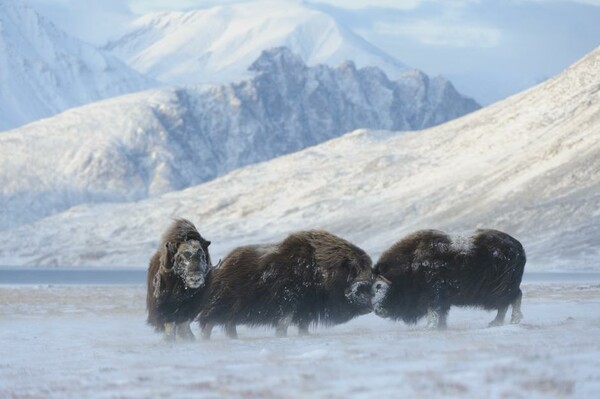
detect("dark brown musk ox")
[371,229,526,329]
[146,218,213,341]
[198,230,373,339]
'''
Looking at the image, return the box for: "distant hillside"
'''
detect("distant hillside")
[0,47,478,231]
[1,47,598,270]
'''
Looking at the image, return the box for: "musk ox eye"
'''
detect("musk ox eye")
[375,283,383,290]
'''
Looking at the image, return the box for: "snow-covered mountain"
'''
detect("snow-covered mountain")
[0,0,155,131]
[0,47,478,231]
[104,1,407,85]
[1,47,598,270]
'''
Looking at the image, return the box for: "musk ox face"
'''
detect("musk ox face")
[342,256,374,315]
[171,239,211,289]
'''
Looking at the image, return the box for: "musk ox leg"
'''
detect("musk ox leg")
[164,322,176,342]
[225,322,238,339]
[201,323,214,340]
[276,315,293,337]
[176,321,195,341]
[427,307,449,330]
[275,324,288,338]
[298,322,310,336]
[488,306,509,327]
[510,289,523,324]
[427,282,449,329]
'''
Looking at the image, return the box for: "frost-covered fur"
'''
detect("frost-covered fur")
[198,230,373,339]
[372,229,526,329]
[146,219,213,341]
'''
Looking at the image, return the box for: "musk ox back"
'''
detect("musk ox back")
[146,218,213,341]
[372,229,526,329]
[198,230,373,339]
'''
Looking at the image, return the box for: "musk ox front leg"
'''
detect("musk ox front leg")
[427,281,450,330]
[164,323,176,342]
[298,321,310,336]
[176,322,195,341]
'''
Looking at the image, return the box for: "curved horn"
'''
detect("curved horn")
[376,274,392,285]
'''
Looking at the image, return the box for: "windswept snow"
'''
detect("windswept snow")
[0,282,599,398]
[0,46,597,270]
[105,1,407,85]
[0,0,155,131]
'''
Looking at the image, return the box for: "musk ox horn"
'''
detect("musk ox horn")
[375,274,392,285]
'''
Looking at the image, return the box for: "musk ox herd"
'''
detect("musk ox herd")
[147,219,526,341]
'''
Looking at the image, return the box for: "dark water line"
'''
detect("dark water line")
[0,268,599,285]
[0,268,145,285]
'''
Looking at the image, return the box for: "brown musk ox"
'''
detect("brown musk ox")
[371,229,526,329]
[146,218,213,341]
[198,230,373,339]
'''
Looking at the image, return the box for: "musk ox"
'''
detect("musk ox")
[198,230,373,339]
[372,229,526,329]
[146,218,213,341]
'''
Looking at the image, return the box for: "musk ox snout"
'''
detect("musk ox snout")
[345,280,373,314]
[371,277,391,318]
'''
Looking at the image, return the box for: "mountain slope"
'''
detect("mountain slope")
[0,0,155,131]
[104,1,407,85]
[1,46,597,270]
[0,47,478,231]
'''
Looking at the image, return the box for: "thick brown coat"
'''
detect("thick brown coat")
[198,230,373,338]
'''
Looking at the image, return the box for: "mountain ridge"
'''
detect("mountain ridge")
[0,47,597,270]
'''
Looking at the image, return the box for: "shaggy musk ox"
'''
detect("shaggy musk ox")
[198,230,373,339]
[372,229,526,329]
[146,219,213,341]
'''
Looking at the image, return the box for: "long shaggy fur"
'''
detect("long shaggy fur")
[373,229,526,327]
[146,219,212,331]
[198,230,373,336]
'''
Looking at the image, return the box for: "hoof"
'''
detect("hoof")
[488,320,504,328]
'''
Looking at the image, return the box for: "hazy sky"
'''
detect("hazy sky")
[29,0,600,104]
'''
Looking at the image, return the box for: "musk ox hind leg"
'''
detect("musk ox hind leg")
[510,289,523,324]
[225,322,238,339]
[201,323,214,340]
[488,306,509,327]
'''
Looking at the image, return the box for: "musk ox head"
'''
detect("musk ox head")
[154,219,212,295]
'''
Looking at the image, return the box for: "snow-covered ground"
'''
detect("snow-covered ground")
[1,280,599,398]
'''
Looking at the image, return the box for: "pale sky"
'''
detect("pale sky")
[29,0,600,104]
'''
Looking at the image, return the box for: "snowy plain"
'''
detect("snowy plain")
[1,280,599,399]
